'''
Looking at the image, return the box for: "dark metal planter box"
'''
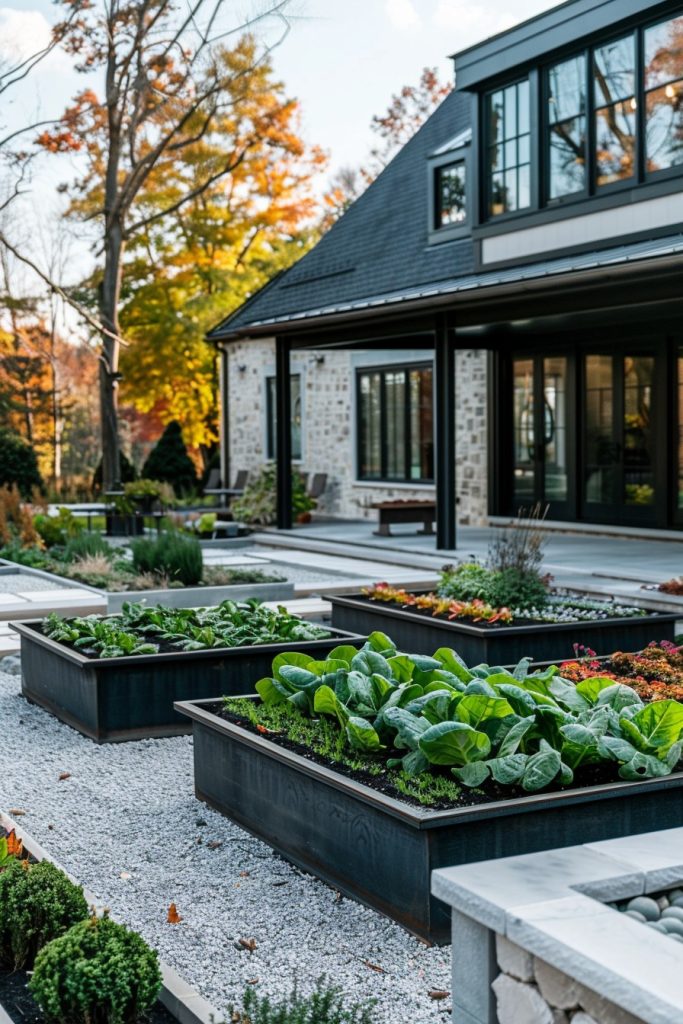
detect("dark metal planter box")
[329,592,678,664]
[12,621,365,743]
[176,697,683,945]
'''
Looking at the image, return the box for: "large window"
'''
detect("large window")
[435,161,467,227]
[645,15,683,172]
[593,35,636,186]
[486,79,531,216]
[266,374,302,460]
[357,364,434,482]
[548,54,587,198]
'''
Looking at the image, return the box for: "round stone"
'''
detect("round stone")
[661,919,683,937]
[671,896,683,909]
[668,888,683,901]
[627,897,660,921]
[646,921,668,933]
[670,934,683,943]
[624,910,647,922]
[662,907,683,923]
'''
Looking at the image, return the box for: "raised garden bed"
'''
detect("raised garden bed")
[176,695,683,944]
[329,591,678,663]
[12,620,365,742]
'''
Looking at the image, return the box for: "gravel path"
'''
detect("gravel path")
[0,671,451,1022]
[0,573,64,593]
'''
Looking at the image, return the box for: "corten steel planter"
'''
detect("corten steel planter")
[12,621,366,743]
[176,697,683,945]
[329,592,678,664]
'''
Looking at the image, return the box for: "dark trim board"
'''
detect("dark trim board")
[177,696,683,944]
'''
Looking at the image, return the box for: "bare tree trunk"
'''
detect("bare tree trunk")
[99,221,123,490]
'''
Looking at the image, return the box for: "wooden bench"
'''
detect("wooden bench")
[370,500,436,537]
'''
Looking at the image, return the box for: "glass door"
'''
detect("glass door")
[512,354,572,516]
[582,352,658,523]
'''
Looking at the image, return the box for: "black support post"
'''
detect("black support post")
[275,336,293,530]
[434,313,456,550]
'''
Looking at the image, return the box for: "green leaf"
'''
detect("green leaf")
[463,680,497,697]
[559,723,602,770]
[489,753,529,785]
[388,749,429,777]
[271,651,314,681]
[346,716,384,752]
[386,655,416,682]
[313,685,349,726]
[418,721,491,767]
[326,645,360,666]
[492,683,538,717]
[576,676,622,705]
[452,761,491,787]
[522,742,563,792]
[365,631,396,654]
[619,752,674,781]
[456,695,515,728]
[595,684,643,713]
[255,676,284,705]
[433,648,473,683]
[621,700,683,756]
[383,707,431,750]
[498,715,535,757]
[512,657,533,681]
[597,735,640,763]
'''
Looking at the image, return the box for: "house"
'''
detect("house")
[209,0,683,549]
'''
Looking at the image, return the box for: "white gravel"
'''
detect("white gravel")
[0,671,451,1022]
[0,573,64,592]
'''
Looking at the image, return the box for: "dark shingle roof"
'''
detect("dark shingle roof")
[210,89,473,338]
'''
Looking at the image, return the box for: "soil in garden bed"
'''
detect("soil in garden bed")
[27,621,333,660]
[0,967,177,1024]
[218,701,629,813]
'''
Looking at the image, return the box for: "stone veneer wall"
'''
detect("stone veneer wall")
[224,338,488,526]
[494,935,645,1024]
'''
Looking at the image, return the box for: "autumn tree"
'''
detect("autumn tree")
[322,66,452,228]
[38,0,296,490]
[116,35,323,454]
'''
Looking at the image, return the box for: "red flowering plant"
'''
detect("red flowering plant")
[362,583,513,624]
[559,641,683,703]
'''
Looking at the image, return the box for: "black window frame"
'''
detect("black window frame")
[265,373,302,461]
[434,160,468,229]
[484,77,532,220]
[356,362,434,484]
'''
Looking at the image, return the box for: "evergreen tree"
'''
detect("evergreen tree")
[142,422,197,496]
[0,429,43,497]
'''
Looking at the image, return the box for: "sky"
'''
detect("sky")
[0,0,560,301]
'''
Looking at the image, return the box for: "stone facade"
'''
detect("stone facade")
[222,338,489,525]
[494,936,645,1024]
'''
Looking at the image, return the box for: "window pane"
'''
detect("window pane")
[549,116,586,197]
[549,54,586,123]
[585,355,615,505]
[409,367,434,480]
[359,372,381,479]
[513,359,535,503]
[385,371,406,479]
[624,356,654,506]
[543,357,568,502]
[487,79,530,216]
[437,162,466,226]
[646,80,683,172]
[594,35,635,105]
[266,375,302,460]
[678,350,683,509]
[595,99,636,185]
[645,15,683,89]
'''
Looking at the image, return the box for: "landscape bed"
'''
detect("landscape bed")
[329,590,677,663]
[177,634,683,943]
[13,605,365,742]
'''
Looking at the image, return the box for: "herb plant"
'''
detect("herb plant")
[0,859,89,969]
[228,977,376,1024]
[246,632,683,795]
[29,914,162,1024]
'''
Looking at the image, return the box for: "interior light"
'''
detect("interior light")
[666,84,676,99]
[630,97,637,110]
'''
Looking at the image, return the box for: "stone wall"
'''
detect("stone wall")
[223,339,489,526]
[494,935,645,1024]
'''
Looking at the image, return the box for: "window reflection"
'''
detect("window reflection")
[594,35,636,185]
[548,55,587,198]
[436,162,466,227]
[358,365,434,482]
[488,79,531,215]
[266,375,302,461]
[645,16,683,172]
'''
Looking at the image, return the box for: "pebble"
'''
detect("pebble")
[626,897,660,921]
[662,907,683,923]
[0,670,450,1023]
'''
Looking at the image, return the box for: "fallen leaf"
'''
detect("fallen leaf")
[8,809,25,816]
[6,831,22,857]
[167,903,182,924]
[58,772,71,781]
[207,840,222,850]
[238,937,257,952]
[363,960,386,974]
[428,991,450,1001]
[47,824,54,830]
[271,880,288,887]
[256,724,280,735]
[246,979,259,985]
[239,870,249,877]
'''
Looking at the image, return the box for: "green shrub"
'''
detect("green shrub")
[488,566,549,610]
[0,428,43,497]
[232,463,315,526]
[0,542,49,568]
[229,978,375,1024]
[34,507,85,548]
[63,532,113,562]
[0,859,89,969]
[438,562,494,602]
[142,421,197,496]
[30,914,162,1024]
[131,531,203,586]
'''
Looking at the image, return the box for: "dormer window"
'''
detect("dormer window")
[435,162,466,227]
